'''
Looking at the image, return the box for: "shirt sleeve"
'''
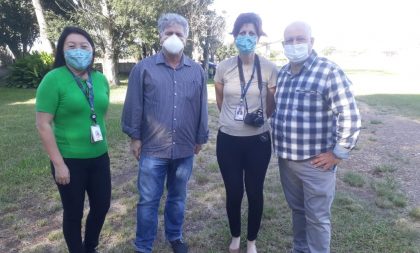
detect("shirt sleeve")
[327,67,362,159]
[36,72,59,115]
[121,63,144,140]
[196,67,209,144]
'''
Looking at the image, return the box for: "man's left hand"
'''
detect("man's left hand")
[311,151,341,170]
[194,144,202,154]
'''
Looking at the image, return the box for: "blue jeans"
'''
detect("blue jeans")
[134,155,193,253]
[278,158,336,253]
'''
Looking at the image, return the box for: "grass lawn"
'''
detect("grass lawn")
[357,94,420,120]
[0,86,419,252]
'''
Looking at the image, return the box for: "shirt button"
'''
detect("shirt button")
[173,142,176,144]
[174,93,177,95]
[174,118,177,121]
[174,106,177,108]
[173,129,176,132]
[174,81,177,83]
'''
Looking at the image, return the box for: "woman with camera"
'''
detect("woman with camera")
[214,13,278,253]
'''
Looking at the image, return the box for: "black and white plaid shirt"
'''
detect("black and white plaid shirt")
[272,51,361,160]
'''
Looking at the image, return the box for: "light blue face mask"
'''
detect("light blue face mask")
[64,48,93,71]
[235,35,257,54]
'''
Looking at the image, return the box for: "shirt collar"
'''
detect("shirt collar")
[156,51,192,68]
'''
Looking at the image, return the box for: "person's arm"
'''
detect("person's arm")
[215,81,224,112]
[329,68,362,158]
[36,112,70,185]
[266,86,276,117]
[265,63,278,118]
[195,68,209,153]
[121,63,144,159]
[312,68,361,170]
[130,139,142,160]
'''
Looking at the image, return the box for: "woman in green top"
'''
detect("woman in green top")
[36,26,110,253]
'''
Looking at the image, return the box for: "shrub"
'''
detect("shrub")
[6,52,53,88]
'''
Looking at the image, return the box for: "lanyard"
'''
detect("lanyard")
[69,69,97,124]
[237,56,256,102]
[237,55,264,112]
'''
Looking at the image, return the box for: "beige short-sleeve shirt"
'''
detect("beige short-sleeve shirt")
[214,55,278,136]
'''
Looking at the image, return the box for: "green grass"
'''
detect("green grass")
[345,69,396,75]
[342,171,365,187]
[357,94,420,120]
[374,164,397,174]
[1,87,419,252]
[370,119,383,125]
[409,207,420,221]
[372,177,408,208]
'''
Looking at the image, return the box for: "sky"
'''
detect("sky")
[209,0,420,51]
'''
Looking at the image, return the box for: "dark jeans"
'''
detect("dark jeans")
[51,152,111,253]
[216,130,271,241]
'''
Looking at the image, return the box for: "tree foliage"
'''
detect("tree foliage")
[2,0,226,86]
[0,0,39,58]
[216,43,237,62]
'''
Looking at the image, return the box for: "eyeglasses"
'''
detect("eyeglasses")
[283,36,308,45]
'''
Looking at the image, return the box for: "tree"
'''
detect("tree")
[215,43,237,62]
[0,0,38,58]
[62,0,154,86]
[41,0,225,85]
[32,0,54,53]
[199,10,225,71]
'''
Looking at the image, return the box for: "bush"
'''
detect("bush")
[6,52,53,88]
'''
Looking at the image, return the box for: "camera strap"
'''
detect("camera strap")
[237,55,263,113]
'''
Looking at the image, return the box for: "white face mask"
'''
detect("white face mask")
[284,43,310,63]
[162,34,184,55]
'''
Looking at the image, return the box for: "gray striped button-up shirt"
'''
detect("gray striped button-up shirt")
[121,52,209,159]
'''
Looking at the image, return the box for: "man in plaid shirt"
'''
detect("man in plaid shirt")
[272,21,361,253]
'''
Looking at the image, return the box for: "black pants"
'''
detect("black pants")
[51,152,111,253]
[216,130,271,241]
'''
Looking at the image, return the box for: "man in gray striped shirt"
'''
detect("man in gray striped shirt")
[121,13,208,253]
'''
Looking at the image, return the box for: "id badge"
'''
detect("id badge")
[91,124,103,142]
[234,104,245,121]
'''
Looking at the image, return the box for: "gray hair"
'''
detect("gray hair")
[285,21,312,39]
[157,13,189,38]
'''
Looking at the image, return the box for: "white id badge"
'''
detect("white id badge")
[91,125,103,142]
[234,104,245,121]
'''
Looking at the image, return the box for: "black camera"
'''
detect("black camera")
[244,108,264,127]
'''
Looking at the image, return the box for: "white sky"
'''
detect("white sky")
[210,0,420,51]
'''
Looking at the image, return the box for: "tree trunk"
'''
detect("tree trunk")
[102,51,118,87]
[32,0,54,54]
[100,0,119,86]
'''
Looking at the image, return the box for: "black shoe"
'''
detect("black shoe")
[170,239,188,253]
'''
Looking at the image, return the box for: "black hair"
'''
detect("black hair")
[53,26,95,69]
[231,13,266,37]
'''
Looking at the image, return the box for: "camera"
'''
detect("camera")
[244,108,264,127]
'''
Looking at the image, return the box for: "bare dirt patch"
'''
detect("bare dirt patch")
[340,101,420,210]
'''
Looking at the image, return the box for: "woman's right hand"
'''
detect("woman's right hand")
[54,163,70,185]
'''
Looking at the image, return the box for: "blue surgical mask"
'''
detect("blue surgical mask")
[235,35,257,54]
[64,48,93,71]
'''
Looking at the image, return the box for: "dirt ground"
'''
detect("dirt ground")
[340,101,420,210]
